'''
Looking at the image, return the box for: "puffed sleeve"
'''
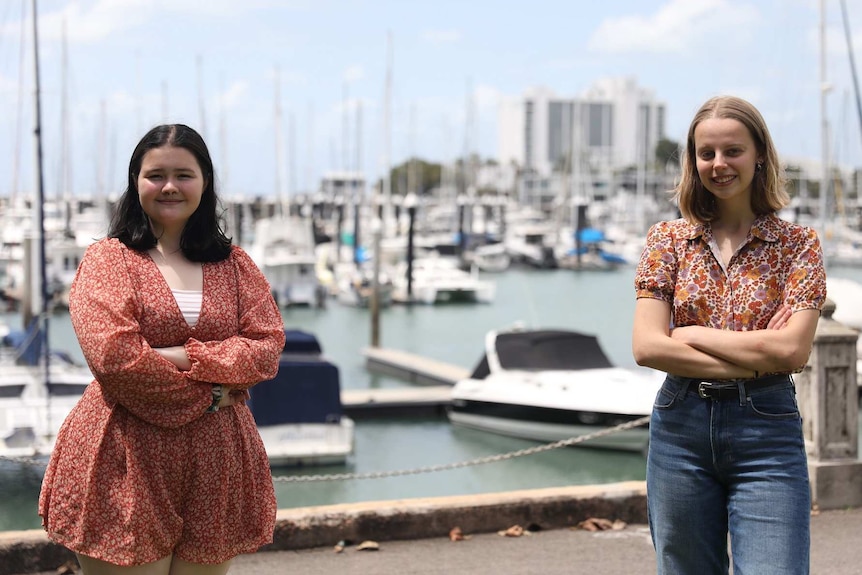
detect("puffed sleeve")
[183,246,284,388]
[634,221,677,303]
[784,226,827,312]
[69,239,213,428]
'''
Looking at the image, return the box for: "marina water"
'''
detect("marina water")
[2,266,861,532]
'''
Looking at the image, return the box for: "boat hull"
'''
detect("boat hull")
[448,402,649,453]
[257,418,355,467]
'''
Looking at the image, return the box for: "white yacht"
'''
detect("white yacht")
[391,254,495,305]
[0,322,92,462]
[448,326,662,453]
[248,216,326,308]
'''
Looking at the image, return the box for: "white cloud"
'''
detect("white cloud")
[588,0,759,54]
[217,80,249,111]
[38,0,155,44]
[542,57,595,71]
[420,29,462,45]
[35,0,298,44]
[474,83,501,110]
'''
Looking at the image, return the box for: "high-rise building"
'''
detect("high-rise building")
[498,77,666,177]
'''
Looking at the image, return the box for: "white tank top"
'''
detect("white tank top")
[172,289,203,327]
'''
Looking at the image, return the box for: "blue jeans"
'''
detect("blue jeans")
[647,375,810,575]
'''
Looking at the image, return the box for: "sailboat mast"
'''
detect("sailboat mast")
[839,0,862,153]
[30,0,51,387]
[382,32,393,228]
[819,0,830,235]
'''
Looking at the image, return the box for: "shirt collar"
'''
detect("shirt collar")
[683,213,783,243]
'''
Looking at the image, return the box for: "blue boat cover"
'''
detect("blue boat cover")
[283,329,323,354]
[249,329,343,426]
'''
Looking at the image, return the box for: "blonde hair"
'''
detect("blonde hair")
[674,95,790,224]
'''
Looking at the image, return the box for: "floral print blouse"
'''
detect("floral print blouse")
[635,214,826,331]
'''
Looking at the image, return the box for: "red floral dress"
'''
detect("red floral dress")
[39,238,285,565]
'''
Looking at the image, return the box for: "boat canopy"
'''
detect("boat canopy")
[469,329,614,379]
[249,329,343,425]
[282,328,323,355]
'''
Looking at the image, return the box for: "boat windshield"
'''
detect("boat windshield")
[470,330,614,378]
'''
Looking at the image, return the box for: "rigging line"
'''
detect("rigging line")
[839,0,862,154]
[11,0,27,201]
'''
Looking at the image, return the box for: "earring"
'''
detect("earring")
[755,162,763,172]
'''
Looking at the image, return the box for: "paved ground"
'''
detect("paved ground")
[15,498,862,575]
[225,507,862,575]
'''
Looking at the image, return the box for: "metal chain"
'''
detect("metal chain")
[272,415,651,483]
[0,416,652,479]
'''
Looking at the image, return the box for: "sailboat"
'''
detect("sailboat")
[0,0,93,464]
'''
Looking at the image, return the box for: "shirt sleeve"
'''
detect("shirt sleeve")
[69,240,213,428]
[634,221,677,303]
[184,246,285,388]
[783,226,827,313]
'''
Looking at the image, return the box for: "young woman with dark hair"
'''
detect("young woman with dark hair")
[39,124,285,575]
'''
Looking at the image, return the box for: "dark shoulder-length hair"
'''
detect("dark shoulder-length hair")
[108,123,232,262]
[674,95,790,224]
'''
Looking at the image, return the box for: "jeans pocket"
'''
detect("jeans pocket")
[747,386,799,420]
[653,383,677,410]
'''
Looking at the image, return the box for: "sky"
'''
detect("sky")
[1,0,862,200]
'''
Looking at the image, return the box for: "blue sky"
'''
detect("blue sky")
[1,0,861,199]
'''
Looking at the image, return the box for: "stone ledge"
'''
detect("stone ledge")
[268,481,648,550]
[1,481,647,575]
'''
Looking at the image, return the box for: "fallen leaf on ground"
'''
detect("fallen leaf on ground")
[449,526,471,541]
[497,524,525,537]
[573,517,627,531]
[356,540,380,551]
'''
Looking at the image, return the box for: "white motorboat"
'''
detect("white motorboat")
[249,329,355,467]
[0,322,92,461]
[335,267,395,308]
[463,242,511,273]
[248,216,326,308]
[555,228,628,271]
[448,326,662,453]
[504,224,558,269]
[391,255,496,305]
